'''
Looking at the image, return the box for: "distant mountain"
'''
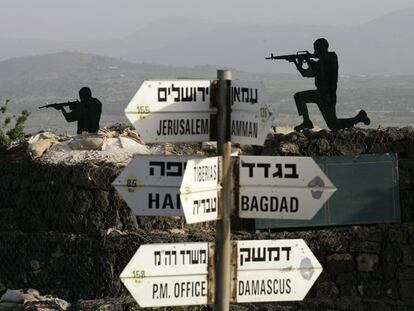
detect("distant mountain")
[1,51,413,134]
[0,52,222,114]
[124,17,225,50]
[0,10,413,74]
[334,8,414,74]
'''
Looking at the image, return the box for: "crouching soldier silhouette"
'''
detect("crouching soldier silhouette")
[292,38,370,131]
[60,87,102,134]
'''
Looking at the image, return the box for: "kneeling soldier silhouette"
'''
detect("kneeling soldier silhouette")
[279,38,371,131]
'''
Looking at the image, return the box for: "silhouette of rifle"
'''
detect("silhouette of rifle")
[38,100,79,110]
[266,51,315,62]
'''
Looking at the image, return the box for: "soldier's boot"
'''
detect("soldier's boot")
[357,109,370,125]
[294,119,314,132]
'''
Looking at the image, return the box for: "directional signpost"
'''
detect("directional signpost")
[180,156,222,224]
[112,155,196,216]
[117,72,329,310]
[120,242,214,307]
[231,80,274,146]
[233,239,322,303]
[125,80,213,143]
[239,156,337,219]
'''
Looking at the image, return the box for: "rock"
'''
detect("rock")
[24,297,70,311]
[350,241,381,254]
[339,283,357,296]
[314,129,330,138]
[357,254,379,272]
[381,242,401,280]
[201,141,217,152]
[336,273,357,296]
[357,280,382,298]
[51,246,64,258]
[0,289,40,304]
[399,170,412,190]
[0,290,23,304]
[74,189,94,214]
[334,141,354,155]
[0,289,70,311]
[336,272,356,286]
[326,253,354,274]
[317,138,331,153]
[86,211,105,234]
[388,228,408,244]
[30,261,41,271]
[106,123,134,134]
[397,267,414,280]
[278,141,300,154]
[0,302,22,311]
[400,280,414,301]
[73,298,134,311]
[402,245,414,267]
[385,280,399,299]
[119,211,138,231]
[353,226,384,242]
[317,271,331,283]
[58,213,86,234]
[315,281,339,298]
[0,282,5,297]
[55,188,75,213]
[103,210,122,230]
[94,190,109,213]
[335,296,362,311]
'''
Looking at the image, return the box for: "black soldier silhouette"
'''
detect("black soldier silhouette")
[289,38,370,131]
[59,87,102,134]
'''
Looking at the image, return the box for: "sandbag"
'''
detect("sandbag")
[68,134,104,150]
[27,132,59,158]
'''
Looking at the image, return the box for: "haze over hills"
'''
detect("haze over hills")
[0,51,413,134]
[0,9,413,74]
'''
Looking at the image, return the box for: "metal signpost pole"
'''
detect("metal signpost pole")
[215,69,232,311]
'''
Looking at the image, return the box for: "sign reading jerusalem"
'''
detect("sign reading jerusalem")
[238,156,337,219]
[120,242,213,307]
[231,80,274,146]
[125,80,212,143]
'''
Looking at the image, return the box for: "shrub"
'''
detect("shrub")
[0,99,30,146]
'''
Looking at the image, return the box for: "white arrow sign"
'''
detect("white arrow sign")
[180,157,221,224]
[120,242,213,307]
[231,80,274,146]
[238,156,337,219]
[112,155,198,216]
[125,80,213,143]
[233,239,322,303]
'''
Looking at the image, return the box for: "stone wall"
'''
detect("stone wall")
[0,128,414,309]
[0,161,186,235]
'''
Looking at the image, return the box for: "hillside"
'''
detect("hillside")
[0,51,413,134]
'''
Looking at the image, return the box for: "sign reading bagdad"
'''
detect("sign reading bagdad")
[120,242,213,307]
[125,80,213,143]
[239,156,337,219]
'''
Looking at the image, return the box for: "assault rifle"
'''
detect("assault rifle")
[265,50,315,62]
[38,100,79,110]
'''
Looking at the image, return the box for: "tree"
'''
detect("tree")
[0,99,30,146]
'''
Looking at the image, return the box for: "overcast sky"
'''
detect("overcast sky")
[0,0,413,40]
